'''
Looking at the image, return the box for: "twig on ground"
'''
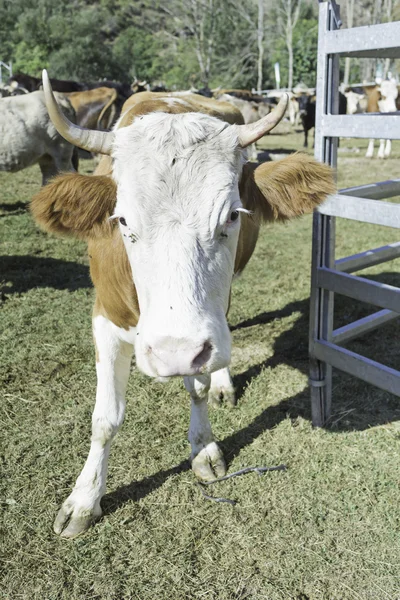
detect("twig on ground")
[197,464,287,505]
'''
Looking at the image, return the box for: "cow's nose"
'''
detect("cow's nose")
[146,336,213,377]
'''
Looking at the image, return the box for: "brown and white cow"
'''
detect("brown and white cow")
[30,70,334,538]
[365,80,398,159]
[65,87,119,131]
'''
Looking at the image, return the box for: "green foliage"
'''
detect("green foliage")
[112,27,154,81]
[270,4,319,89]
[0,0,319,89]
[13,41,49,76]
[292,17,319,87]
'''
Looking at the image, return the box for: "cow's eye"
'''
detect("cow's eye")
[230,210,239,222]
[119,217,127,226]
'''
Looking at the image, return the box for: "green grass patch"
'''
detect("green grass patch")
[1,131,400,599]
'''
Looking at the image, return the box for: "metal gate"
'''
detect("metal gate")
[309,1,400,426]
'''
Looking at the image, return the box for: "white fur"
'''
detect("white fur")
[184,374,226,480]
[54,315,133,537]
[209,366,235,406]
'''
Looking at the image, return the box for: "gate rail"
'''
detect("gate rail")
[309,1,400,426]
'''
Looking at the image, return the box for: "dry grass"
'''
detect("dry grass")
[1,128,400,600]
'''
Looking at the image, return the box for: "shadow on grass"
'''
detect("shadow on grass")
[0,201,28,216]
[101,271,400,514]
[0,255,91,294]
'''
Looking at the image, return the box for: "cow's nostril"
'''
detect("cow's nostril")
[191,341,213,370]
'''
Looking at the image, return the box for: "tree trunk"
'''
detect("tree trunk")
[287,34,293,90]
[383,0,393,78]
[283,0,301,91]
[343,0,355,88]
[257,0,264,93]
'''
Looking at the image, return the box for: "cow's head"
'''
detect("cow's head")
[38,71,333,379]
[297,93,314,117]
[111,112,252,377]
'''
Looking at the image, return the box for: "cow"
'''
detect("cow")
[8,72,85,93]
[298,92,347,148]
[217,94,272,160]
[344,89,367,115]
[365,79,398,159]
[0,90,78,185]
[8,72,133,106]
[213,88,257,101]
[289,96,300,126]
[298,94,316,148]
[65,87,119,130]
[30,71,335,538]
[131,79,149,94]
[7,72,42,92]
[120,90,247,125]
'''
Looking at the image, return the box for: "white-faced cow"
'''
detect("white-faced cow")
[31,71,335,538]
[365,79,398,159]
[0,90,77,184]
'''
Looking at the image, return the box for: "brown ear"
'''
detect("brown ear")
[239,153,335,222]
[30,173,117,240]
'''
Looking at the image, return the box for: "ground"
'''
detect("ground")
[1,124,400,600]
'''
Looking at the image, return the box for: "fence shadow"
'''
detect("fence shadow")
[0,201,28,216]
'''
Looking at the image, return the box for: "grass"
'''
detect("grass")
[1,127,400,600]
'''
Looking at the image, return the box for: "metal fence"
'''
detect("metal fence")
[309,1,400,426]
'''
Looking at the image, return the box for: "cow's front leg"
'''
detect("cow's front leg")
[377,139,386,159]
[208,367,236,407]
[366,138,374,158]
[54,316,133,538]
[184,374,227,481]
[384,139,392,158]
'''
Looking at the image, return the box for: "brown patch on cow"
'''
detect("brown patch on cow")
[239,153,335,223]
[98,90,118,130]
[91,231,139,329]
[120,92,244,126]
[234,153,335,275]
[363,85,381,113]
[66,87,118,129]
[30,173,117,240]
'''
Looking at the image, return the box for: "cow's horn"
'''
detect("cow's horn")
[42,70,114,155]
[237,93,289,148]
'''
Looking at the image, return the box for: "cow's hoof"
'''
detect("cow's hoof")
[53,500,101,538]
[191,442,227,481]
[208,385,236,407]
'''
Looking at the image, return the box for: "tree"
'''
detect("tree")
[257,0,264,92]
[277,0,302,91]
[343,0,355,88]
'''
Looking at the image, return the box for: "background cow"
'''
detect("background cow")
[365,79,398,158]
[0,90,78,184]
[298,91,347,148]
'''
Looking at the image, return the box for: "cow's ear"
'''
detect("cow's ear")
[30,173,117,240]
[239,153,335,222]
